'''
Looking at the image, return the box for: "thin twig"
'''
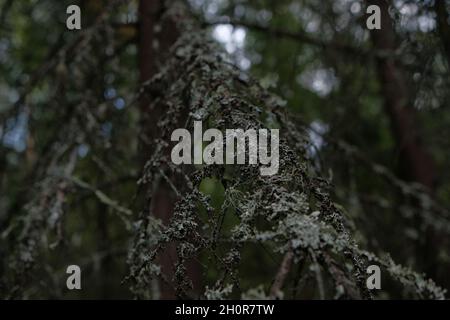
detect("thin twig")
[269,248,294,299]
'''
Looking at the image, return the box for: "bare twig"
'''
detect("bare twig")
[269,249,294,299]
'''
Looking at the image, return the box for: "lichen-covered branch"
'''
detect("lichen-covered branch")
[126,1,445,300]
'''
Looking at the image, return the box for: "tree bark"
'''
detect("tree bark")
[367,0,439,279]
[367,0,436,191]
[138,0,201,299]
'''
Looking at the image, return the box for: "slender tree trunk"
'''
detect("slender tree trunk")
[367,0,436,190]
[138,0,176,299]
[138,0,201,299]
[367,0,439,279]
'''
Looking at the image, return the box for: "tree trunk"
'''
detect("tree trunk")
[367,0,439,279]
[138,0,201,299]
[367,0,436,191]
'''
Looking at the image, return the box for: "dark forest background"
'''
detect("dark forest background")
[1,0,450,299]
